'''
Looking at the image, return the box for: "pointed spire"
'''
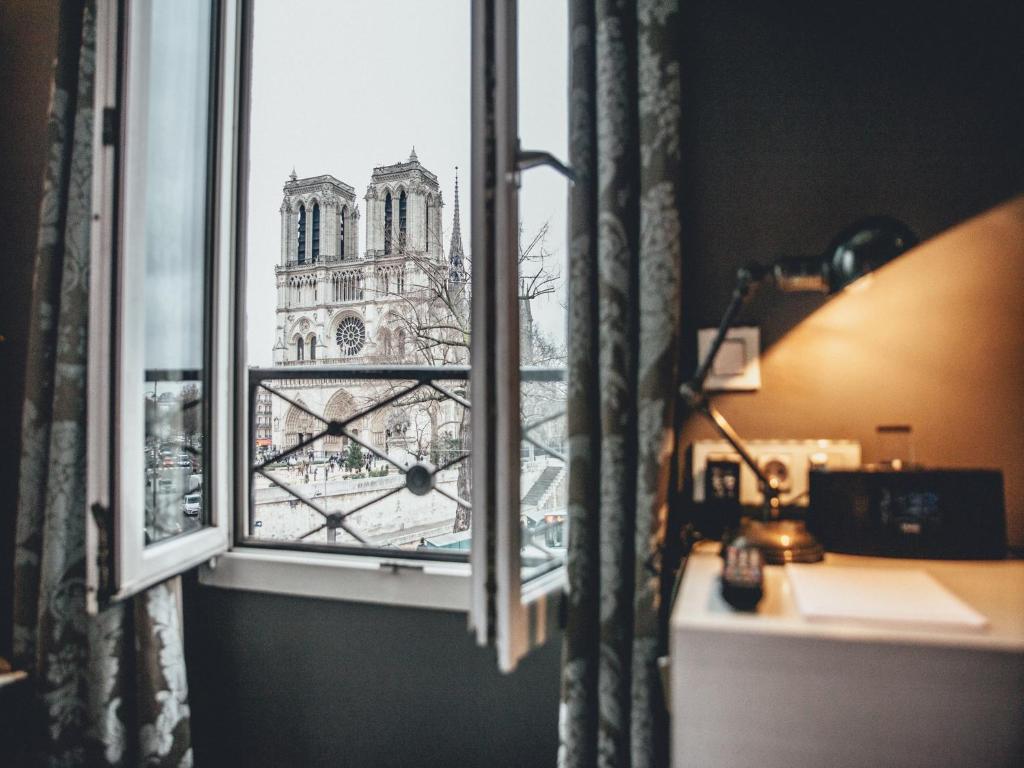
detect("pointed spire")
[289,167,297,182]
[448,167,466,283]
[409,146,418,163]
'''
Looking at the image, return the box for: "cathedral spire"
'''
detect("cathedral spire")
[409,146,418,163]
[448,168,466,283]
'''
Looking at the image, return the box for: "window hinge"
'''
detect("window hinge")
[102,107,118,146]
[90,502,113,598]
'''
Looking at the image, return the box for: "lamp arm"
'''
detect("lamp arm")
[679,386,781,515]
[681,263,781,519]
[689,264,766,391]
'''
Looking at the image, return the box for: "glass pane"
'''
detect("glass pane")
[518,0,569,579]
[141,0,214,544]
[244,0,472,555]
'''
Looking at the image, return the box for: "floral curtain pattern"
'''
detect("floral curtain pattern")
[12,1,193,764]
[559,1,682,767]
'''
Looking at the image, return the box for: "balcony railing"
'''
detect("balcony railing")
[245,364,568,563]
[280,254,361,269]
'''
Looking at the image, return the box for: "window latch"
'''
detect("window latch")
[515,148,576,185]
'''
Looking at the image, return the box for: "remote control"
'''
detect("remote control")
[720,543,764,611]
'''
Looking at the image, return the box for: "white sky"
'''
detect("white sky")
[245,0,569,365]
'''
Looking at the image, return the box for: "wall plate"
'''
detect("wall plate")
[697,326,761,391]
[691,439,861,507]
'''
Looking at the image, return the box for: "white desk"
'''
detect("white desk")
[670,546,1024,768]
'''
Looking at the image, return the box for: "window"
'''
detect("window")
[398,190,407,252]
[384,191,393,255]
[86,0,239,605]
[339,205,346,259]
[335,316,366,357]
[311,201,320,262]
[89,0,570,668]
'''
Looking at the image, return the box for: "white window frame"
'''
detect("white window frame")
[468,0,570,672]
[87,0,569,656]
[86,0,241,610]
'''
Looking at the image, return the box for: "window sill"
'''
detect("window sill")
[198,547,472,612]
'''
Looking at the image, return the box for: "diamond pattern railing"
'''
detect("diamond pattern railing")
[246,365,567,563]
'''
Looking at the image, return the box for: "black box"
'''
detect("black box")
[807,468,1006,559]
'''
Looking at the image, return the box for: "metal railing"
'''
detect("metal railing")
[281,254,358,268]
[246,364,567,561]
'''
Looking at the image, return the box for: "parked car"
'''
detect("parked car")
[183,493,201,517]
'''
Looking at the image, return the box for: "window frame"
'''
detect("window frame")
[86,0,242,610]
[86,0,569,641]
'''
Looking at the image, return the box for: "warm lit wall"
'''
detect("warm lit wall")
[680,199,1024,546]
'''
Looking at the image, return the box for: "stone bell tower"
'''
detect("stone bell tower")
[279,169,361,267]
[364,148,444,260]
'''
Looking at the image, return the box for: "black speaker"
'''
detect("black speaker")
[807,468,1007,559]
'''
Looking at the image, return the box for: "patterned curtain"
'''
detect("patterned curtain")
[559,1,682,767]
[12,2,193,765]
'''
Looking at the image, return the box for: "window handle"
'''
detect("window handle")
[515,148,576,184]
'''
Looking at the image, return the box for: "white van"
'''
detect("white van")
[183,493,202,517]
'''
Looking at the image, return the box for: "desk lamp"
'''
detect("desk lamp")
[680,217,919,563]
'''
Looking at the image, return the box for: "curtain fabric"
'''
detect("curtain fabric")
[12,2,193,765]
[559,1,683,767]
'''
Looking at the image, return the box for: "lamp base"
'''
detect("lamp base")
[738,518,824,565]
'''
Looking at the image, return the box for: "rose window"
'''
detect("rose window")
[335,317,366,356]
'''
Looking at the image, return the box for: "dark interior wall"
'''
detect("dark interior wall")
[0,0,61,657]
[676,0,1024,544]
[184,581,562,768]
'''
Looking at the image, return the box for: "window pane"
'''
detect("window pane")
[244,0,472,554]
[141,0,214,545]
[517,0,569,579]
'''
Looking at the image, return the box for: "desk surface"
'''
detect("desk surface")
[673,544,1024,652]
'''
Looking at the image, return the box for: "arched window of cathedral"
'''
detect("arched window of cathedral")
[311,202,321,262]
[425,195,432,251]
[396,266,405,294]
[380,268,390,295]
[398,191,407,253]
[379,328,391,357]
[395,328,406,359]
[295,335,304,361]
[384,192,393,255]
[339,206,347,259]
[307,334,316,360]
[297,204,306,264]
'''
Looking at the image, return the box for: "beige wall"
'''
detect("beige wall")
[681,198,1024,547]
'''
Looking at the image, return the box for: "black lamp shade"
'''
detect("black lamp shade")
[825,216,919,293]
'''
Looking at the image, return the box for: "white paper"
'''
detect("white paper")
[786,564,989,632]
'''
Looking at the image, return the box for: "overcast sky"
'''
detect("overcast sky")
[246,0,569,365]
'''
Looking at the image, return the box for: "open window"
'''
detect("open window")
[86,0,242,608]
[86,0,571,674]
[469,0,571,672]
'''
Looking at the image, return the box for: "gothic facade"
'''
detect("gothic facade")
[267,150,467,457]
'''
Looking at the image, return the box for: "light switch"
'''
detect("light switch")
[697,325,761,391]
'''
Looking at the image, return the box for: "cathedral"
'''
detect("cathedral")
[266,149,468,459]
